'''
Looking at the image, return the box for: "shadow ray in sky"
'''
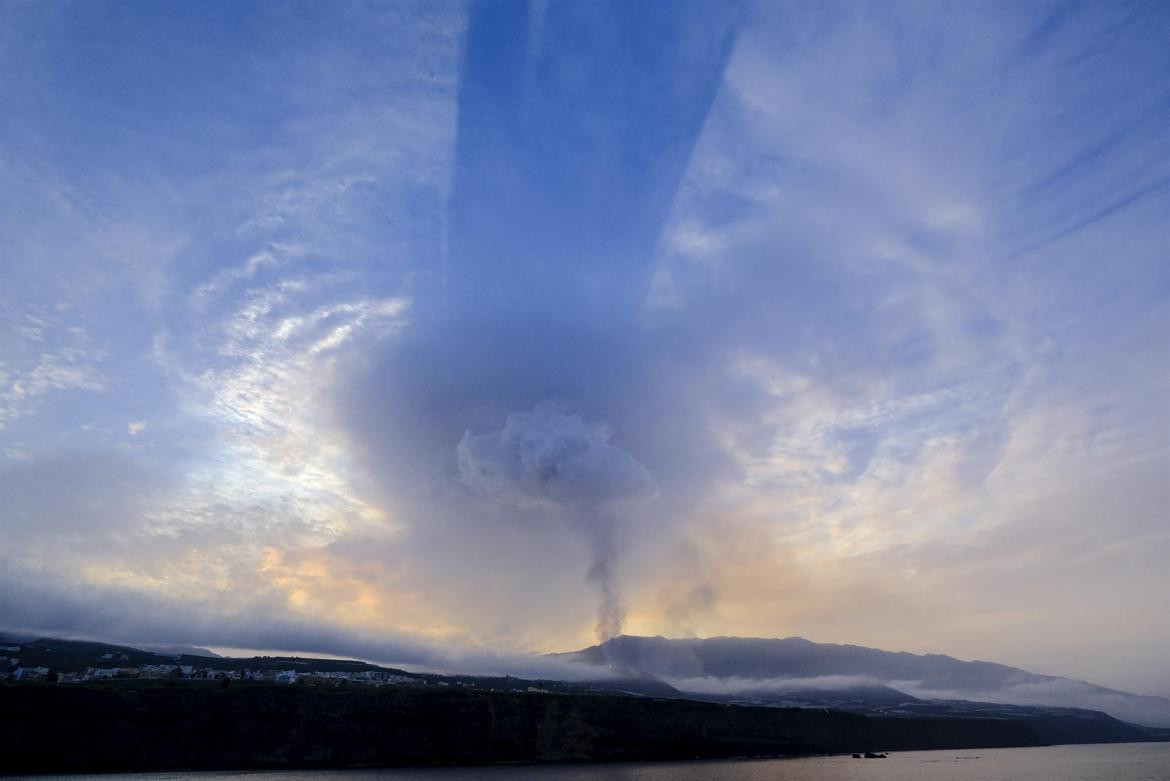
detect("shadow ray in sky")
[442,0,742,327]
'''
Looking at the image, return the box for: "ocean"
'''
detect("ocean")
[12,742,1170,781]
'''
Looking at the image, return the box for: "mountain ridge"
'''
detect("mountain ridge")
[4,631,1165,752]
[553,634,1170,728]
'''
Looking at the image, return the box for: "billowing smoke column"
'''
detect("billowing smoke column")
[457,405,656,640]
[340,0,737,650]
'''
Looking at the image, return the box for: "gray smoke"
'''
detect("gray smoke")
[585,521,623,642]
[457,405,656,640]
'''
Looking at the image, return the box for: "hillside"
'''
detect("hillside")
[556,635,1170,728]
[0,684,1049,773]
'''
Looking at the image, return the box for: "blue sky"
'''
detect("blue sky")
[1,0,1168,697]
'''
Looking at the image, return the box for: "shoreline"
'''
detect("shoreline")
[0,683,1101,775]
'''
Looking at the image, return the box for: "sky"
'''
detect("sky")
[1,0,1168,697]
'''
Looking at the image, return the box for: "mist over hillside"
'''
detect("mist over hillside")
[556,635,1170,728]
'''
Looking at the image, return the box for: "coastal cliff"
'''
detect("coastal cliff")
[0,684,1046,773]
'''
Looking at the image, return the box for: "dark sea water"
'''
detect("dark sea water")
[17,743,1170,781]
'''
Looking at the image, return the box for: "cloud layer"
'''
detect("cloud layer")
[1,0,1167,699]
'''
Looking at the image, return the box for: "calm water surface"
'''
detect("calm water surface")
[18,743,1170,781]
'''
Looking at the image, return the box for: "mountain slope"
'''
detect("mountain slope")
[555,635,1170,727]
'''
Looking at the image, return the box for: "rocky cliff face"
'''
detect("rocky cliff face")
[0,684,1046,773]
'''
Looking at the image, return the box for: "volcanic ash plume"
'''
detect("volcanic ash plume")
[587,535,624,642]
[456,405,656,640]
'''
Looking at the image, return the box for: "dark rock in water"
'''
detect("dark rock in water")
[864,751,887,758]
[852,753,862,758]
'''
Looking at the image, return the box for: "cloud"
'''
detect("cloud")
[667,674,886,697]
[658,673,1170,727]
[127,420,147,436]
[457,405,657,641]
[892,678,1170,729]
[457,406,656,509]
[0,324,106,432]
[0,0,1166,701]
[0,566,612,683]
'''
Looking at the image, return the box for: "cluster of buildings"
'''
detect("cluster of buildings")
[1,657,418,687]
[5,664,51,681]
